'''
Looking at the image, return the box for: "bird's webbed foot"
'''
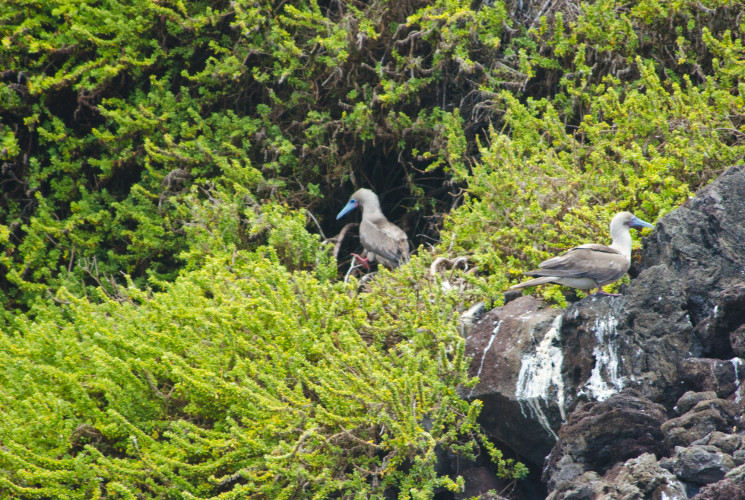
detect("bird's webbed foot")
[350,253,370,271]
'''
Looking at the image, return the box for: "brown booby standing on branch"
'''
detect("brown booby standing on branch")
[510,211,654,296]
[336,188,410,269]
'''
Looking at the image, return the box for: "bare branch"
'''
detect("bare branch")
[328,222,359,260]
[305,209,327,240]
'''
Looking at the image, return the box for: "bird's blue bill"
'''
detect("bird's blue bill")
[630,216,654,229]
[336,199,358,220]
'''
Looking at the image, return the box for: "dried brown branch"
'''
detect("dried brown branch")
[328,222,360,260]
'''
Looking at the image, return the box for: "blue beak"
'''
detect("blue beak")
[630,216,654,230]
[336,199,358,220]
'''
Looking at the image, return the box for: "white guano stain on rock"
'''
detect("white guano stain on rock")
[581,313,625,401]
[660,490,686,500]
[468,320,501,399]
[732,357,743,406]
[515,315,566,440]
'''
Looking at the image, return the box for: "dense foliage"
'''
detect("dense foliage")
[1,0,743,497]
[2,251,517,498]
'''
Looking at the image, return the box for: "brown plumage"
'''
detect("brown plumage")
[510,211,654,295]
[336,188,410,269]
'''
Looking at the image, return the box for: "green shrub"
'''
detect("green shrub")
[0,250,526,498]
[1,0,744,497]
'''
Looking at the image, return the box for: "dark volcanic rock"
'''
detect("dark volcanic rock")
[693,431,743,455]
[641,164,745,331]
[674,390,718,414]
[465,295,563,466]
[543,392,667,491]
[693,477,745,500]
[731,325,745,358]
[735,447,745,466]
[606,263,694,408]
[454,465,504,500]
[546,453,687,500]
[693,285,745,358]
[668,444,736,484]
[463,165,745,496]
[679,357,744,398]
[662,397,739,448]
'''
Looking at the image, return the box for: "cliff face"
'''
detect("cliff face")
[465,164,745,498]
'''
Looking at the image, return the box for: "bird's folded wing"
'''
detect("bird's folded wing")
[360,219,410,264]
[527,246,628,284]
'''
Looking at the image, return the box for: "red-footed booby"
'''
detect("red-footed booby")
[510,211,654,296]
[336,188,410,269]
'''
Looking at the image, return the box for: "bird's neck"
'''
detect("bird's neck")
[609,229,632,259]
[361,202,385,220]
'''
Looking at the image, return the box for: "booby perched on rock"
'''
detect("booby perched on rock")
[510,211,654,295]
[336,188,410,269]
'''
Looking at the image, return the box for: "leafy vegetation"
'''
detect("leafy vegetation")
[2,251,521,498]
[1,0,744,497]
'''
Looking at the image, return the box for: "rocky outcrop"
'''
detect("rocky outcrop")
[546,453,687,500]
[466,295,563,465]
[543,393,667,490]
[464,164,745,498]
[663,444,735,485]
[662,395,739,448]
